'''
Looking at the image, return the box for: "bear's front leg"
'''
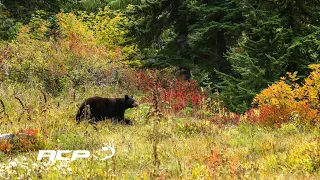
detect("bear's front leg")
[124,118,133,125]
[116,116,132,125]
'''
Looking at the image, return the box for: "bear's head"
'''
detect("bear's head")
[125,95,138,109]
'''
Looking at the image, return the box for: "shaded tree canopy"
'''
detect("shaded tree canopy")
[126,0,245,82]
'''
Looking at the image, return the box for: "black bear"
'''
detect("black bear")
[76,95,138,125]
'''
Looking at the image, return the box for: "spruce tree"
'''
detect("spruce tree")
[218,0,320,112]
[126,0,244,82]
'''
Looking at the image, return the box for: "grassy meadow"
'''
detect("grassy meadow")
[0,83,319,179]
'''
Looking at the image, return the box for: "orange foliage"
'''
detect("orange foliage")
[253,64,320,125]
[205,149,239,178]
[0,129,42,154]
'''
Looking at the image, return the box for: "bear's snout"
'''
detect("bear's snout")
[132,102,138,107]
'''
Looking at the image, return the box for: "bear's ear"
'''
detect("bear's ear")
[125,95,129,100]
[131,95,133,98]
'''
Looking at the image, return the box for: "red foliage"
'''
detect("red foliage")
[252,67,320,126]
[229,157,238,178]
[0,140,14,154]
[244,105,292,126]
[0,46,12,63]
[0,128,41,154]
[245,108,260,124]
[18,128,39,136]
[245,102,319,126]
[208,113,241,126]
[135,69,206,113]
[206,149,221,173]
[205,149,239,178]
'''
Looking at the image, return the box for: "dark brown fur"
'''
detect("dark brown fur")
[76,95,138,125]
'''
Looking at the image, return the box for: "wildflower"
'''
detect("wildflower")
[67,167,72,174]
[32,163,38,169]
[9,161,18,168]
[21,156,27,162]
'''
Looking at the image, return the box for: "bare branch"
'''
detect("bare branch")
[14,96,25,109]
[0,99,5,114]
[40,90,47,104]
[72,89,76,101]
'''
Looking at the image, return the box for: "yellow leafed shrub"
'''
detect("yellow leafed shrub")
[253,64,320,126]
[0,8,138,95]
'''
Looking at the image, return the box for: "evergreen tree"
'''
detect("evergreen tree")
[107,0,141,9]
[218,0,320,112]
[0,0,63,22]
[0,2,17,40]
[126,0,244,82]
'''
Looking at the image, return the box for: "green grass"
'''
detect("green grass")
[0,84,319,179]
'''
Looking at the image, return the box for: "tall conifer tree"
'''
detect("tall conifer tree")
[126,0,244,82]
[218,0,320,112]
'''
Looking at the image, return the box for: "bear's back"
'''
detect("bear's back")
[84,96,124,113]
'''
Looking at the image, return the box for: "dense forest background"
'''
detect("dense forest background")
[1,0,320,112]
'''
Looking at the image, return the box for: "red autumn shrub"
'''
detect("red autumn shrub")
[204,149,239,179]
[0,128,43,154]
[245,108,260,124]
[133,69,206,113]
[252,64,320,126]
